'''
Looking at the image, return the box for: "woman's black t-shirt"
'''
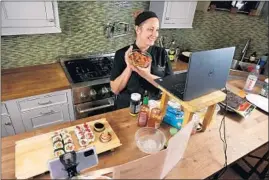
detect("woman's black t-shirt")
[110,43,173,109]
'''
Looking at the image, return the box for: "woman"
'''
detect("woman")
[110,10,173,109]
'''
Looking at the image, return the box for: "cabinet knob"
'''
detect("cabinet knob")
[48,19,54,22]
[4,122,12,126]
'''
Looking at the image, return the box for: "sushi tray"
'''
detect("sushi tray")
[15,118,122,179]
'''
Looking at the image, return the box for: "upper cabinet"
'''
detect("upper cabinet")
[150,1,197,29]
[1,1,61,36]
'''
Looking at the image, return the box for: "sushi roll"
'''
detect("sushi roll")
[85,131,95,142]
[52,135,62,143]
[52,131,60,137]
[64,143,75,152]
[83,123,89,130]
[75,130,85,140]
[60,129,69,135]
[63,137,73,144]
[79,138,89,147]
[53,141,64,149]
[54,148,65,157]
[62,133,71,140]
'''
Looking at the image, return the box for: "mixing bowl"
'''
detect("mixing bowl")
[135,127,166,154]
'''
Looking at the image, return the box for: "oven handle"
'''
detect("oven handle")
[77,101,114,114]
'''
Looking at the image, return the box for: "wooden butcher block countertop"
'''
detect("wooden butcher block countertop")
[1,63,70,101]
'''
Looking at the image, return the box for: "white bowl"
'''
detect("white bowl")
[135,127,166,154]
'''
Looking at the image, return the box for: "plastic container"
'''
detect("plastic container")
[135,127,166,154]
[244,65,260,92]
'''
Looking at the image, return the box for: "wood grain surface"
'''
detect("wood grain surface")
[2,79,268,179]
[1,63,70,101]
[15,118,121,179]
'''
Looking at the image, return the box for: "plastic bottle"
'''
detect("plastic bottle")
[137,91,149,127]
[244,65,260,92]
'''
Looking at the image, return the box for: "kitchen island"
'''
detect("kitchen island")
[1,81,268,179]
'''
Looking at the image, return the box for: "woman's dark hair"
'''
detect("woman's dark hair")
[134,11,158,26]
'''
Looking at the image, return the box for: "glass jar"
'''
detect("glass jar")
[129,93,141,116]
[148,108,162,128]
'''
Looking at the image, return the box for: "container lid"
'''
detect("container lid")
[169,128,178,136]
[131,93,141,101]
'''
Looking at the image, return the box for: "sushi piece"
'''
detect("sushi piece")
[85,132,95,142]
[54,148,65,157]
[64,143,75,152]
[78,138,89,147]
[60,129,69,135]
[62,133,71,140]
[52,135,62,143]
[63,137,73,144]
[53,141,64,149]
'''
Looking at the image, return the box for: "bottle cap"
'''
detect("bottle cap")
[169,128,178,136]
[131,93,141,101]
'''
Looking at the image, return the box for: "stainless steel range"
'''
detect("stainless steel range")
[60,53,115,119]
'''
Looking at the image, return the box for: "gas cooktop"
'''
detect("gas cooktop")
[63,56,114,84]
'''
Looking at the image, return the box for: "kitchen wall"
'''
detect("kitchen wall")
[1,1,268,69]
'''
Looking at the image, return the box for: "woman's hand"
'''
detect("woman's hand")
[132,58,152,77]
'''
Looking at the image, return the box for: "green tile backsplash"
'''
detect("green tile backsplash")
[1,1,268,69]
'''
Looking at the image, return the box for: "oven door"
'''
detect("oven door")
[75,97,115,119]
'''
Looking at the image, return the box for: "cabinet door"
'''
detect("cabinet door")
[1,1,61,35]
[1,115,16,137]
[162,1,197,28]
[21,104,71,131]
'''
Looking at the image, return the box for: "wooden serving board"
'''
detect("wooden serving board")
[15,118,122,179]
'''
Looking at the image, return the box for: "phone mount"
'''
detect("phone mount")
[48,147,99,179]
[59,151,79,178]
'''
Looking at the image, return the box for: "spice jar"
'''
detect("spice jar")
[129,93,141,116]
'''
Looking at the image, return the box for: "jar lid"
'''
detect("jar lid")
[131,93,141,101]
[169,127,178,136]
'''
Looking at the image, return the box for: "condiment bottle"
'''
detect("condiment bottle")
[137,91,149,127]
[148,107,161,128]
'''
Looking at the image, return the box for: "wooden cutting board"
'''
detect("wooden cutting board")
[15,118,122,179]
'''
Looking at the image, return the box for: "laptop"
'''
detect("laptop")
[155,47,235,101]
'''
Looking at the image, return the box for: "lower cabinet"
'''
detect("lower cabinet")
[21,103,71,131]
[1,89,75,137]
[1,114,16,137]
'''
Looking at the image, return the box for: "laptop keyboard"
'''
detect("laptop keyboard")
[171,83,185,95]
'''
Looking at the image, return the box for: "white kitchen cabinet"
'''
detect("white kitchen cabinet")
[150,1,197,29]
[2,89,75,136]
[21,103,71,131]
[1,1,61,36]
[1,103,16,137]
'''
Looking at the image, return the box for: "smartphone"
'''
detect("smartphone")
[48,146,99,179]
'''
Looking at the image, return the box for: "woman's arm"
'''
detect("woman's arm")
[110,67,132,95]
[110,46,134,95]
